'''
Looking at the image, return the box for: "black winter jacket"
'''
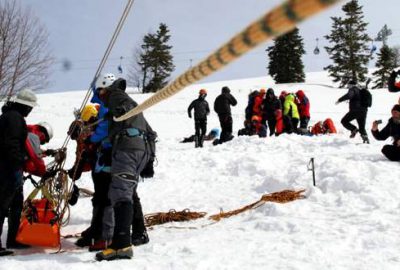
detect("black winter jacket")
[262,96,281,120]
[103,79,152,147]
[338,86,363,111]
[188,97,210,119]
[214,93,237,116]
[0,104,28,171]
[371,118,400,145]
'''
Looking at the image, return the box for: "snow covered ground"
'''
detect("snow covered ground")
[1,71,400,269]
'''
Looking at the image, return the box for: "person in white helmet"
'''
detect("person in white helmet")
[95,76,156,261]
[0,89,37,256]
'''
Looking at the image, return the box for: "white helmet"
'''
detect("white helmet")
[9,88,38,108]
[95,73,116,89]
[38,121,53,142]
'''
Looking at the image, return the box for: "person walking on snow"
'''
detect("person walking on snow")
[214,86,237,144]
[187,89,210,148]
[335,80,369,143]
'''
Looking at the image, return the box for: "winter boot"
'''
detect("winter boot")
[350,128,359,138]
[111,202,133,249]
[0,247,14,257]
[194,135,199,148]
[96,202,133,261]
[361,135,370,144]
[131,231,149,246]
[199,135,204,148]
[95,246,133,261]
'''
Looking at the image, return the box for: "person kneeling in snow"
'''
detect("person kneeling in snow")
[371,104,400,161]
[238,115,267,138]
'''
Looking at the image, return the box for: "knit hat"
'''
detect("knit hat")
[10,89,38,107]
[222,86,230,94]
[392,104,400,112]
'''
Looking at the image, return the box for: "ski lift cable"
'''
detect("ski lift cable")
[60,0,135,150]
[115,0,344,122]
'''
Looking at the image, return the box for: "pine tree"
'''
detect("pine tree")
[267,27,305,83]
[372,45,396,89]
[324,0,371,87]
[132,23,175,93]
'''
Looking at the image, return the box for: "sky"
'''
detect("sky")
[1,71,400,268]
[19,0,400,92]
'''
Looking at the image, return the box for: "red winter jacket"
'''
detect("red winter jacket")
[252,93,265,117]
[24,125,46,176]
[295,90,310,118]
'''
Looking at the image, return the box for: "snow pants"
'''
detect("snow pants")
[107,135,149,248]
[0,165,23,249]
[341,109,368,136]
[381,145,400,161]
[218,114,234,143]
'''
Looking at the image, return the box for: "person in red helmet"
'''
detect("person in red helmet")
[238,115,267,138]
[295,90,311,129]
[187,89,210,148]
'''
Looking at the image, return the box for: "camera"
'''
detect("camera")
[375,120,382,124]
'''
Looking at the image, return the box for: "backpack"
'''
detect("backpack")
[359,88,372,108]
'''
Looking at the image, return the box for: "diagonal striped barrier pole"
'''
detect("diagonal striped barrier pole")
[115,0,343,122]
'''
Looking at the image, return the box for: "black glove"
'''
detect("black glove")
[68,184,80,206]
[188,113,192,118]
[140,158,155,178]
[44,149,57,157]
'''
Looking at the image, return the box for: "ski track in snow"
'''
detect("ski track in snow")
[1,72,400,269]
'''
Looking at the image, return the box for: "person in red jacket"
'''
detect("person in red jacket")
[295,90,311,129]
[252,89,266,117]
[6,122,54,249]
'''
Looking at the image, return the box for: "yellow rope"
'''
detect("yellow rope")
[115,0,343,122]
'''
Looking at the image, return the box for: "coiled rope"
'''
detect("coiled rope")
[115,0,343,122]
[144,189,306,227]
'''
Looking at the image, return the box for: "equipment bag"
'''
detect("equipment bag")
[16,198,60,248]
[359,88,372,108]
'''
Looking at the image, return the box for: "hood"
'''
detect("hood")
[285,94,295,103]
[108,78,127,92]
[296,90,305,99]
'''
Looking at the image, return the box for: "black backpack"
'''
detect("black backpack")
[359,88,372,108]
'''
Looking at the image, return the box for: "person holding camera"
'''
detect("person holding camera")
[371,104,400,161]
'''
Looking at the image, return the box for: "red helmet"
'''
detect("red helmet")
[199,89,207,95]
[251,115,261,122]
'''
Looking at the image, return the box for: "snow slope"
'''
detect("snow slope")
[1,71,400,270]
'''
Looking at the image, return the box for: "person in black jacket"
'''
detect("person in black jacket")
[335,80,369,143]
[262,88,281,136]
[187,89,210,148]
[95,78,155,261]
[0,89,37,256]
[371,104,400,161]
[213,86,237,144]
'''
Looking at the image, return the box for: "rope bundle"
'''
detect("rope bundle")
[209,189,305,221]
[144,209,207,227]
